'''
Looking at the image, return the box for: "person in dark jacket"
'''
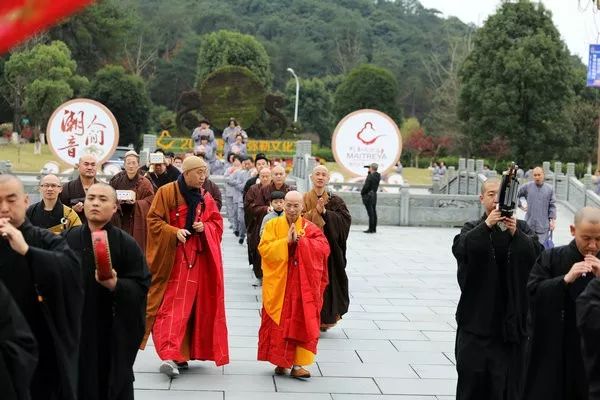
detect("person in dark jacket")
[0,280,38,400]
[452,177,541,400]
[360,163,381,233]
[524,206,600,400]
[0,174,83,400]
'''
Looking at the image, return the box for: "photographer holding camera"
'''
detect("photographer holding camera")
[452,177,541,400]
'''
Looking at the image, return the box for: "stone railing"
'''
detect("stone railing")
[332,185,481,227]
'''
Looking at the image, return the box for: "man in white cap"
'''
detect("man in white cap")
[141,156,229,377]
[109,150,154,251]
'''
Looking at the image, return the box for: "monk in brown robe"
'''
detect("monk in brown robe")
[109,150,154,251]
[141,156,229,377]
[258,191,330,378]
[245,166,292,285]
[303,165,351,331]
[60,154,98,224]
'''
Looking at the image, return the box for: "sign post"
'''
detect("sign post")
[46,98,119,167]
[587,45,600,170]
[331,109,402,177]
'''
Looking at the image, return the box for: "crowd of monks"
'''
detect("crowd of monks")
[0,150,352,400]
[454,177,600,400]
[6,149,600,400]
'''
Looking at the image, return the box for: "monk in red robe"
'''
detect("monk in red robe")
[258,191,330,379]
[109,150,154,251]
[141,156,229,377]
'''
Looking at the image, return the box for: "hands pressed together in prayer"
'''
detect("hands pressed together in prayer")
[288,224,299,244]
[316,198,326,215]
[72,202,84,213]
[0,218,29,255]
[485,208,517,236]
[564,254,600,284]
[95,268,117,291]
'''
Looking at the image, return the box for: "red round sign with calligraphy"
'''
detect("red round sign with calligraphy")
[332,109,402,177]
[46,98,119,167]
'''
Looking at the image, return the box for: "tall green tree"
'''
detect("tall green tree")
[458,0,574,162]
[285,77,334,146]
[196,30,272,88]
[48,0,133,75]
[3,41,88,131]
[333,64,402,122]
[86,65,152,148]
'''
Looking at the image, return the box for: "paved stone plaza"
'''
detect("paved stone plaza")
[133,204,576,399]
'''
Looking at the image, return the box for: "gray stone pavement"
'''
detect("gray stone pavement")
[133,203,575,399]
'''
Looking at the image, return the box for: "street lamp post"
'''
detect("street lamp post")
[287,67,299,123]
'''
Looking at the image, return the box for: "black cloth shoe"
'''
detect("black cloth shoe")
[234,231,239,237]
[363,230,374,233]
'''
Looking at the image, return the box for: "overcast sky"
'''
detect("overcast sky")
[419,0,599,64]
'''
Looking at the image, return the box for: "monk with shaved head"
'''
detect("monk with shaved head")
[0,174,82,399]
[60,154,99,223]
[525,206,600,399]
[26,174,81,234]
[303,165,351,331]
[245,164,293,286]
[258,190,330,378]
[63,182,150,399]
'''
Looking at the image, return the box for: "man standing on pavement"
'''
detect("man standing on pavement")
[452,178,541,400]
[142,156,229,377]
[0,175,83,400]
[258,191,330,378]
[60,154,98,224]
[360,163,381,233]
[64,183,150,400]
[229,156,253,245]
[303,165,351,331]
[244,167,273,285]
[517,166,557,246]
[27,174,81,234]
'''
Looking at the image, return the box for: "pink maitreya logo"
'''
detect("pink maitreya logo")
[356,122,385,145]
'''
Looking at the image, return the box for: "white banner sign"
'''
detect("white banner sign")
[332,109,402,177]
[46,98,119,167]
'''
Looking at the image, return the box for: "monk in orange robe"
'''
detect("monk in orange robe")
[258,191,330,379]
[141,156,229,377]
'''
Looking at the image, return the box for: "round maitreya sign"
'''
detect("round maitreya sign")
[331,109,402,177]
[46,98,119,167]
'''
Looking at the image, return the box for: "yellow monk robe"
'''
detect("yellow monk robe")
[257,215,330,367]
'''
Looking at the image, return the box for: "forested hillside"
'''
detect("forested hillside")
[0,0,471,129]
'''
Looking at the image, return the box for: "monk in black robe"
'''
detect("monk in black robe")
[452,178,540,400]
[302,165,351,331]
[525,207,600,400]
[0,175,83,400]
[0,281,38,400]
[64,183,150,400]
[577,277,600,400]
[60,154,99,223]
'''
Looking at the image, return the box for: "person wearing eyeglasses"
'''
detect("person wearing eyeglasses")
[26,174,81,234]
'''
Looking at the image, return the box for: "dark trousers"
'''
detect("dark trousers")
[362,192,377,232]
[455,330,525,400]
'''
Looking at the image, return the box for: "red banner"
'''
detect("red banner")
[0,0,94,54]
